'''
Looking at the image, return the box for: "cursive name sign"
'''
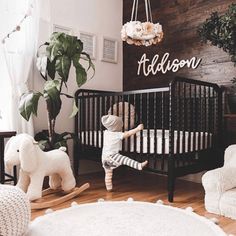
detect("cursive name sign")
[137,53,202,76]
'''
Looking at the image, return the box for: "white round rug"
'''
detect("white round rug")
[26,201,226,236]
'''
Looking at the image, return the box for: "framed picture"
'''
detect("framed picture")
[52,24,73,35]
[101,37,118,63]
[79,31,96,60]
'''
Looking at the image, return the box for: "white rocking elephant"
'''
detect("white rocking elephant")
[4,133,76,201]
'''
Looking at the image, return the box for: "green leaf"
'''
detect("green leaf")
[81,52,95,77]
[75,39,83,55]
[47,58,56,79]
[44,80,61,91]
[75,63,87,87]
[73,54,87,87]
[197,3,236,65]
[50,32,64,42]
[69,100,79,118]
[43,81,62,119]
[55,55,71,81]
[19,92,42,121]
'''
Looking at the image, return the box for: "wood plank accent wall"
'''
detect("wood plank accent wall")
[123,0,236,91]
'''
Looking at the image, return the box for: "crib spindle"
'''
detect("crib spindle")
[92,95,95,146]
[153,92,157,168]
[198,86,202,151]
[146,93,150,155]
[161,92,165,170]
[192,84,197,153]
[140,93,143,156]
[127,94,131,153]
[188,84,192,154]
[133,94,137,153]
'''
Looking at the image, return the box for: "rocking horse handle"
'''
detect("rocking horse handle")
[31,183,90,210]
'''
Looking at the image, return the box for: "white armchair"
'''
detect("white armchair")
[202,145,236,219]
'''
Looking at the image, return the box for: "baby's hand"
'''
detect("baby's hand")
[137,124,144,131]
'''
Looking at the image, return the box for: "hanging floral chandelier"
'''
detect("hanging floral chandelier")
[121,0,163,47]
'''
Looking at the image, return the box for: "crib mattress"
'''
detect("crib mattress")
[79,129,212,154]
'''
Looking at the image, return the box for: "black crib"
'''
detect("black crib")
[73,77,224,202]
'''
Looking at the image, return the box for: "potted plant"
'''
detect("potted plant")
[198,3,236,112]
[19,32,95,150]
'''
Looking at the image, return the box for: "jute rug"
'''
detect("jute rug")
[26,200,226,236]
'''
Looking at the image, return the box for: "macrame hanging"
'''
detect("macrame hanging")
[121,0,163,47]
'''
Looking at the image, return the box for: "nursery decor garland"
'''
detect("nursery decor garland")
[121,0,163,47]
[19,32,95,150]
[1,4,33,44]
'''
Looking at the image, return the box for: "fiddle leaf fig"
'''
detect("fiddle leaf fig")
[20,32,95,149]
[43,80,62,119]
[19,92,42,121]
[47,58,56,80]
[55,55,71,81]
[81,52,95,74]
[73,54,87,87]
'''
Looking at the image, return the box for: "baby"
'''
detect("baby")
[101,114,148,191]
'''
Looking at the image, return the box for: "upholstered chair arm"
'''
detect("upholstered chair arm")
[224,145,236,167]
[202,167,236,194]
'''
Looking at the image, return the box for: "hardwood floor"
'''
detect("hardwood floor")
[32,168,236,235]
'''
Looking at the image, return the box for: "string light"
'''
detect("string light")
[1,4,33,44]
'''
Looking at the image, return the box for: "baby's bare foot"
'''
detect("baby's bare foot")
[141,160,148,169]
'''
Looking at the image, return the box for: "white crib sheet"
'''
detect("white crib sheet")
[80,129,212,154]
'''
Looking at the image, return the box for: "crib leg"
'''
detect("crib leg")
[168,176,175,202]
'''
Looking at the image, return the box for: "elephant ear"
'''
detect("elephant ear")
[4,136,15,174]
[4,136,14,156]
[19,137,38,173]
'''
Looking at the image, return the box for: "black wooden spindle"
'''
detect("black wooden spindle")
[198,86,202,151]
[161,92,165,170]
[203,86,206,149]
[96,96,100,148]
[140,93,143,156]
[183,83,187,156]
[111,95,114,115]
[176,82,181,167]
[83,96,87,146]
[147,93,150,155]
[154,92,157,168]
[188,84,192,153]
[128,94,131,153]
[117,96,120,116]
[193,84,197,152]
[92,95,95,146]
[122,95,125,152]
[101,95,105,147]
[87,95,91,145]
[134,94,137,153]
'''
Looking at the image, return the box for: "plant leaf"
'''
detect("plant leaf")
[69,100,79,118]
[55,55,71,81]
[73,54,87,87]
[19,92,42,121]
[47,58,56,79]
[43,81,62,119]
[81,52,95,77]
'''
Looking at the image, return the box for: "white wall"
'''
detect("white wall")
[34,0,123,174]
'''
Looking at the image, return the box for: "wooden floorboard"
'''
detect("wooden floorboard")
[31,168,236,234]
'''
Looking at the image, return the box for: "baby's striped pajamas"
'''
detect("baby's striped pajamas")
[103,153,142,191]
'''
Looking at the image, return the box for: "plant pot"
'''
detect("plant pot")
[228,95,236,113]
